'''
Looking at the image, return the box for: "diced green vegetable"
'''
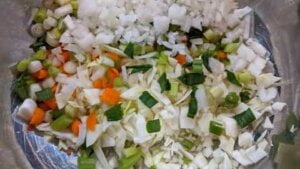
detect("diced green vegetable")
[209,121,224,136]
[223,92,239,108]
[240,91,251,103]
[50,114,73,131]
[104,104,123,121]
[48,65,61,77]
[126,64,153,74]
[50,109,64,119]
[113,77,127,87]
[182,157,192,165]
[226,70,242,87]
[139,91,158,108]
[119,147,142,169]
[157,45,166,52]
[187,90,198,118]
[237,70,253,85]
[158,73,171,93]
[17,59,31,72]
[14,74,31,99]
[203,29,220,43]
[78,156,96,169]
[178,73,206,86]
[124,42,134,58]
[146,119,161,133]
[201,51,214,72]
[192,59,203,73]
[224,43,240,53]
[33,49,47,60]
[233,108,256,128]
[34,8,47,23]
[36,88,54,101]
[181,139,194,150]
[169,81,179,98]
[64,104,78,118]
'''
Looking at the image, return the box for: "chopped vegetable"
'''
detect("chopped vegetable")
[202,51,213,72]
[233,108,256,128]
[87,113,97,131]
[139,91,158,108]
[146,119,161,133]
[157,52,169,66]
[33,49,47,60]
[50,109,64,119]
[113,77,127,87]
[48,66,61,77]
[237,70,254,85]
[126,64,153,74]
[187,89,198,118]
[50,114,73,131]
[17,59,31,72]
[101,88,121,105]
[175,54,187,65]
[158,73,171,92]
[123,146,140,158]
[30,107,45,125]
[192,59,203,73]
[186,27,203,39]
[181,139,194,150]
[44,98,57,110]
[226,70,242,86]
[105,52,120,63]
[223,92,239,108]
[209,121,224,136]
[178,73,206,86]
[36,88,54,101]
[71,119,81,136]
[78,155,96,169]
[14,74,31,99]
[216,51,227,60]
[203,29,220,43]
[33,69,49,80]
[169,81,179,98]
[224,43,240,53]
[65,104,78,118]
[124,42,134,58]
[104,104,123,121]
[240,91,251,103]
[93,78,109,89]
[119,147,142,169]
[34,8,47,23]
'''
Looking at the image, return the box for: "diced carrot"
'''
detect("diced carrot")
[175,54,187,65]
[105,52,120,62]
[216,51,227,60]
[30,107,45,125]
[61,51,71,62]
[93,77,112,89]
[39,103,50,111]
[71,119,81,136]
[100,88,120,105]
[106,68,120,81]
[33,69,49,80]
[44,98,57,110]
[86,113,97,131]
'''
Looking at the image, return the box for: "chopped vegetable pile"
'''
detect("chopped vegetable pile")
[13,0,292,169]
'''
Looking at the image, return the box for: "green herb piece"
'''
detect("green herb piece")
[223,92,239,108]
[126,64,153,74]
[202,51,214,72]
[192,59,203,73]
[36,88,54,101]
[233,108,256,128]
[209,121,224,136]
[146,119,161,133]
[158,73,171,92]
[104,104,123,121]
[34,8,47,23]
[150,165,157,169]
[124,42,134,58]
[17,59,31,72]
[119,147,142,169]
[78,155,96,169]
[181,139,194,150]
[226,70,242,87]
[224,43,240,53]
[178,73,206,86]
[50,109,64,119]
[188,89,198,118]
[139,91,158,108]
[240,91,251,103]
[50,114,73,131]
[14,74,31,100]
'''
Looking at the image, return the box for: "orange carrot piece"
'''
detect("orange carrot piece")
[100,88,120,105]
[175,54,187,65]
[216,51,227,60]
[105,52,120,62]
[106,68,120,80]
[61,51,71,62]
[87,113,97,131]
[71,119,81,136]
[33,69,49,80]
[44,98,57,110]
[30,107,45,125]
[39,103,50,111]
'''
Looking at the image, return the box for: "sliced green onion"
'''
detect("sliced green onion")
[17,59,31,72]
[50,114,73,131]
[237,70,254,85]
[126,64,153,74]
[50,109,64,119]
[203,29,220,43]
[33,49,47,61]
[187,90,198,118]
[158,73,171,93]
[78,156,96,169]
[224,43,240,53]
[169,81,179,98]
[64,104,78,118]
[182,157,192,165]
[209,121,224,136]
[201,51,214,72]
[113,77,127,87]
[146,119,161,133]
[104,104,123,121]
[226,70,242,87]
[139,91,158,108]
[181,139,194,150]
[223,92,239,108]
[124,42,134,58]
[119,147,142,169]
[178,73,206,86]
[34,8,47,23]
[48,65,61,77]
[36,88,54,101]
[192,59,203,73]
[240,91,251,103]
[233,108,256,128]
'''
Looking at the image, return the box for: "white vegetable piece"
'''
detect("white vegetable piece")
[153,16,170,35]
[219,136,235,154]
[83,89,101,105]
[247,57,267,76]
[63,15,75,30]
[31,23,45,37]
[263,117,274,129]
[246,148,267,163]
[219,116,239,138]
[198,113,213,136]
[29,83,42,100]
[99,56,115,67]
[258,87,278,102]
[157,163,181,169]
[180,106,195,129]
[54,4,73,18]
[64,61,77,74]
[272,102,287,112]
[232,150,252,166]
[77,116,87,147]
[121,86,144,100]
[86,122,110,147]
[209,57,225,74]
[220,153,232,169]
[28,61,43,73]
[256,73,281,88]
[90,66,106,81]
[133,114,152,144]
[193,152,208,168]
[96,32,115,44]
[17,99,37,121]
[212,148,225,163]
[237,44,256,62]
[42,77,55,88]
[246,38,269,57]
[43,17,58,30]
[238,132,253,148]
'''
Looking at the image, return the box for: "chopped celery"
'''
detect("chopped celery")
[224,43,240,53]
[181,139,194,150]
[50,115,73,131]
[71,0,79,16]
[192,59,203,73]
[51,109,65,119]
[134,44,143,55]
[169,81,179,98]
[113,77,127,87]
[34,8,47,23]
[43,59,52,68]
[48,66,61,77]
[17,58,31,72]
[203,29,220,43]
[209,121,224,136]
[119,147,142,169]
[237,70,254,85]
[64,104,78,118]
[33,49,47,60]
[233,108,256,128]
